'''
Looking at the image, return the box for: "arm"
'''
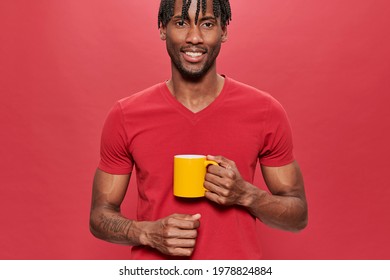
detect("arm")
[89,168,201,256]
[204,156,308,232]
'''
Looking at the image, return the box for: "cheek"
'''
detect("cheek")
[203,32,224,46]
[165,37,177,52]
[206,37,223,53]
[166,29,187,42]
[165,39,181,60]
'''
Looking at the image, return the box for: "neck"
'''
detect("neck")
[167,69,225,113]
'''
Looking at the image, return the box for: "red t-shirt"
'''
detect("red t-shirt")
[98,76,294,259]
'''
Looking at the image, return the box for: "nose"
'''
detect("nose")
[185,25,203,45]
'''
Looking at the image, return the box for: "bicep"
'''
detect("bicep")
[91,168,131,211]
[260,161,305,199]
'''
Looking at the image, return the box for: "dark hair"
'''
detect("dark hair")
[158,0,232,28]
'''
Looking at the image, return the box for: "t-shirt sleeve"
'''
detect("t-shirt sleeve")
[259,97,295,167]
[98,102,133,174]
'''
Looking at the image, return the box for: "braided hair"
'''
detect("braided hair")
[158,0,232,28]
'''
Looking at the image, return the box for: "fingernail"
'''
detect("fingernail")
[192,213,201,219]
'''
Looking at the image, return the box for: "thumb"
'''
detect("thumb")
[191,213,201,220]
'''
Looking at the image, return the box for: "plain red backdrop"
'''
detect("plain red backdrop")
[1,0,389,259]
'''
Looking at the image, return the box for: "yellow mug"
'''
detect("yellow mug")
[173,155,218,198]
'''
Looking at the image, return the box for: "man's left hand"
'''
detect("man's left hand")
[204,155,250,206]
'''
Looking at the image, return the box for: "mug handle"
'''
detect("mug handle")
[204,160,219,167]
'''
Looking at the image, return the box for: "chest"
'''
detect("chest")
[126,107,266,182]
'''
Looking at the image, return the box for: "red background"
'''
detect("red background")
[1,0,389,259]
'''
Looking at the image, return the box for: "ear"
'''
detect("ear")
[221,26,228,43]
[160,27,167,41]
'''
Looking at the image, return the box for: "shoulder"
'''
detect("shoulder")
[225,76,285,112]
[102,82,165,122]
[117,82,165,109]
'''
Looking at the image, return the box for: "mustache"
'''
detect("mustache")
[180,46,207,53]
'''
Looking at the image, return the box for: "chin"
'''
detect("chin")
[178,65,213,80]
[181,71,206,80]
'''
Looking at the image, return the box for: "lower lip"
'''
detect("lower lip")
[182,52,205,63]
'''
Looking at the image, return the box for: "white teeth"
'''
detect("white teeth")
[185,52,202,57]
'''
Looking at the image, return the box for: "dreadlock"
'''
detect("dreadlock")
[158,0,232,28]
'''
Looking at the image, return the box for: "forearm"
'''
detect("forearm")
[90,209,201,257]
[240,183,308,232]
[89,207,146,246]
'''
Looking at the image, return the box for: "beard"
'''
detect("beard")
[167,43,222,80]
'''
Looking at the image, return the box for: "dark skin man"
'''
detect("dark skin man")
[90,0,307,257]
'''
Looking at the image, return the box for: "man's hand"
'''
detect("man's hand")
[138,213,201,257]
[204,155,308,232]
[204,155,250,206]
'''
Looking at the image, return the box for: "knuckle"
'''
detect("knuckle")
[190,229,198,238]
[223,179,232,189]
[227,170,236,179]
[166,217,176,226]
[166,247,176,255]
[162,228,170,238]
[217,197,227,205]
[214,156,224,164]
[163,238,174,247]
[164,229,174,238]
[179,248,193,257]
[161,224,175,237]
[193,220,200,229]
[221,189,230,197]
[190,239,197,247]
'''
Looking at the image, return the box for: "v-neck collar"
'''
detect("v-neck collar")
[159,76,231,124]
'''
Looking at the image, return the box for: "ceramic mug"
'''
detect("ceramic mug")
[173,155,218,198]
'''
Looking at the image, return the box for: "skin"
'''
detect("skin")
[90,0,308,258]
[160,0,228,112]
[204,156,307,232]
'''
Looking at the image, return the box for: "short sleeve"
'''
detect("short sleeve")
[259,98,294,167]
[98,102,133,174]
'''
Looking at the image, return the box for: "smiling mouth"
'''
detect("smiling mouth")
[185,51,203,58]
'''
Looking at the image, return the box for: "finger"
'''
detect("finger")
[205,172,226,189]
[207,164,224,177]
[172,248,194,256]
[204,190,226,205]
[165,215,201,229]
[171,213,201,221]
[177,213,201,228]
[191,213,201,220]
[204,178,218,192]
[207,155,234,170]
[207,165,236,182]
[166,237,197,246]
[164,228,198,239]
[204,179,230,197]
[205,170,236,191]
[204,190,218,202]
[207,155,226,165]
[167,246,195,257]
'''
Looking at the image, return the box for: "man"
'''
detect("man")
[90,0,308,259]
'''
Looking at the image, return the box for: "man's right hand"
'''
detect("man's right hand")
[136,213,201,257]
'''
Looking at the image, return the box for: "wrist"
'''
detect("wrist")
[239,182,267,209]
[131,220,150,247]
[135,221,157,247]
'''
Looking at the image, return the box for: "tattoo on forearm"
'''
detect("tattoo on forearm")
[98,214,132,241]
